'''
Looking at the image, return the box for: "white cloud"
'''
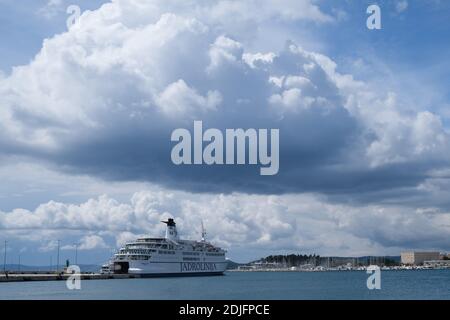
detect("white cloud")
[37,0,64,19]
[1,191,449,258]
[141,0,335,25]
[115,231,142,247]
[208,35,244,71]
[60,234,108,250]
[269,88,315,111]
[156,79,222,117]
[77,235,108,250]
[243,52,276,69]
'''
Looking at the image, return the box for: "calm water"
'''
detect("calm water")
[0,270,449,300]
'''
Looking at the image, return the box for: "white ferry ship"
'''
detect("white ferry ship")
[104,219,228,276]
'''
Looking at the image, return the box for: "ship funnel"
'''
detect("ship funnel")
[162,218,179,241]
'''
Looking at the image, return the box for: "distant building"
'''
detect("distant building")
[423,260,450,268]
[401,252,441,265]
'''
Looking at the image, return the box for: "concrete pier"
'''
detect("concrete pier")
[0,273,140,283]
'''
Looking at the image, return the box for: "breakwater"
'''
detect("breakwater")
[0,273,138,283]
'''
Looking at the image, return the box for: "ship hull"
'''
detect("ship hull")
[138,271,225,278]
[114,261,228,277]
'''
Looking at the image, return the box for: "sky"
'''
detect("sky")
[0,0,450,265]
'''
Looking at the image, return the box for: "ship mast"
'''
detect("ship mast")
[201,220,207,242]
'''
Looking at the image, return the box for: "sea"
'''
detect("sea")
[0,270,449,300]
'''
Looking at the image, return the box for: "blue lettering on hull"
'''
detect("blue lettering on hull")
[181,262,218,272]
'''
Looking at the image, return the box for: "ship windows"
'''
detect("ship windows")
[123,248,156,255]
[183,252,200,256]
[129,255,150,260]
[158,250,176,255]
[183,257,200,261]
[206,253,224,256]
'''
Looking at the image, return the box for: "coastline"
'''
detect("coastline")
[1,266,449,283]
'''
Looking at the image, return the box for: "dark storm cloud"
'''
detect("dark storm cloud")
[35,104,428,202]
[1,2,449,208]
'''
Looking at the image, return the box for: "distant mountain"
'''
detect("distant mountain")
[226,260,243,270]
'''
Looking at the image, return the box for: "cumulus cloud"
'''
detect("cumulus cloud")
[60,234,108,250]
[77,235,108,250]
[0,0,449,203]
[37,0,64,19]
[155,79,222,117]
[1,191,449,259]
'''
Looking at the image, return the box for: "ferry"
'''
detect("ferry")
[104,218,228,276]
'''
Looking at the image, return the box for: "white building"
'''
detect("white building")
[401,251,441,265]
